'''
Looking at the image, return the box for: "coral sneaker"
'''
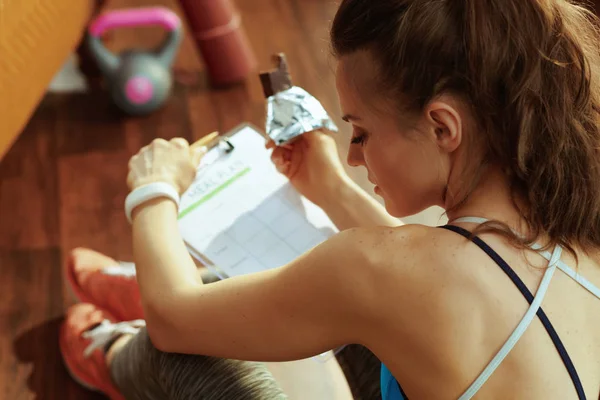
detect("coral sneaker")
[60,303,145,400]
[66,248,144,321]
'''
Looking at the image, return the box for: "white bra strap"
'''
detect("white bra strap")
[451,216,600,300]
[532,244,600,300]
[458,244,563,399]
[451,216,489,224]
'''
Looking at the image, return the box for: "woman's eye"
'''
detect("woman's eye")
[350,128,367,145]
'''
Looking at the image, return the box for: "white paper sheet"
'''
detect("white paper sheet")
[178,124,338,278]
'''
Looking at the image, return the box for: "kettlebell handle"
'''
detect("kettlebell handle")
[88,7,183,75]
[89,7,181,37]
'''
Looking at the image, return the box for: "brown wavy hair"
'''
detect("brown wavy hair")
[331,0,600,257]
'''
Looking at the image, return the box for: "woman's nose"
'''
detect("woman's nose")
[346,145,365,167]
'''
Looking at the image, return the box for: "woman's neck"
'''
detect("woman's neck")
[446,165,526,229]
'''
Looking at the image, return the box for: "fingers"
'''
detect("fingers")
[144,137,190,151]
[126,169,135,190]
[192,146,208,166]
[276,162,291,175]
[128,154,138,169]
[273,157,291,175]
[265,138,295,150]
[151,138,169,149]
[127,137,200,194]
[270,146,292,175]
[170,137,189,149]
[270,146,290,164]
[133,137,193,162]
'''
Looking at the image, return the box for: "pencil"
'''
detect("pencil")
[190,131,219,150]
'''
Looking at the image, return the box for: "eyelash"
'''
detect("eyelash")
[351,128,367,145]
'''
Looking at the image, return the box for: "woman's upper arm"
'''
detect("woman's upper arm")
[151,228,378,361]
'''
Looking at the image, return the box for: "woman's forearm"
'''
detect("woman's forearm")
[320,177,403,230]
[132,198,202,311]
[129,178,398,302]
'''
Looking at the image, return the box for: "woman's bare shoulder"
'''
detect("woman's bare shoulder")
[338,223,480,304]
[341,224,492,344]
[339,223,458,263]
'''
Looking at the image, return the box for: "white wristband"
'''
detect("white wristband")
[125,182,180,223]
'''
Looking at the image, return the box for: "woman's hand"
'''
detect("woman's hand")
[267,130,349,207]
[127,138,207,194]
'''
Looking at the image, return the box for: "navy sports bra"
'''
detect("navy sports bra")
[380,219,600,399]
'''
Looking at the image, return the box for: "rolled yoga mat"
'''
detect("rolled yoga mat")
[177,0,257,86]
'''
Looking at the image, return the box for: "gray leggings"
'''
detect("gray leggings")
[110,330,381,400]
[110,271,381,399]
[110,327,287,399]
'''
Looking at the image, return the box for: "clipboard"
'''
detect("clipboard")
[179,122,345,362]
[190,122,269,155]
[178,121,338,277]
[183,122,266,277]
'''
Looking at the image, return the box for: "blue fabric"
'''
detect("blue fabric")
[380,363,406,400]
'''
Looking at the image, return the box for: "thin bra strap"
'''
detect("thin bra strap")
[532,244,600,300]
[453,217,600,300]
[460,239,561,399]
[440,225,587,400]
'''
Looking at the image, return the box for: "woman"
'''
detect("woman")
[61,0,600,398]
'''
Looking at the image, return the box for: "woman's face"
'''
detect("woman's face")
[335,51,465,218]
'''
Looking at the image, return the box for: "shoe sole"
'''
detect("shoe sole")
[59,329,124,400]
[61,256,102,394]
[62,358,100,392]
[59,329,109,395]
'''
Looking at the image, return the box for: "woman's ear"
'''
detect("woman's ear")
[425,98,463,153]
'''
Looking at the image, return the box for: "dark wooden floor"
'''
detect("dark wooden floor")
[9,1,600,398]
[0,0,353,398]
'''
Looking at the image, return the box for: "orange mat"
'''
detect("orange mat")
[0,0,93,159]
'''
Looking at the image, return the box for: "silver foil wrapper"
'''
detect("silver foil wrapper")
[265,86,338,145]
